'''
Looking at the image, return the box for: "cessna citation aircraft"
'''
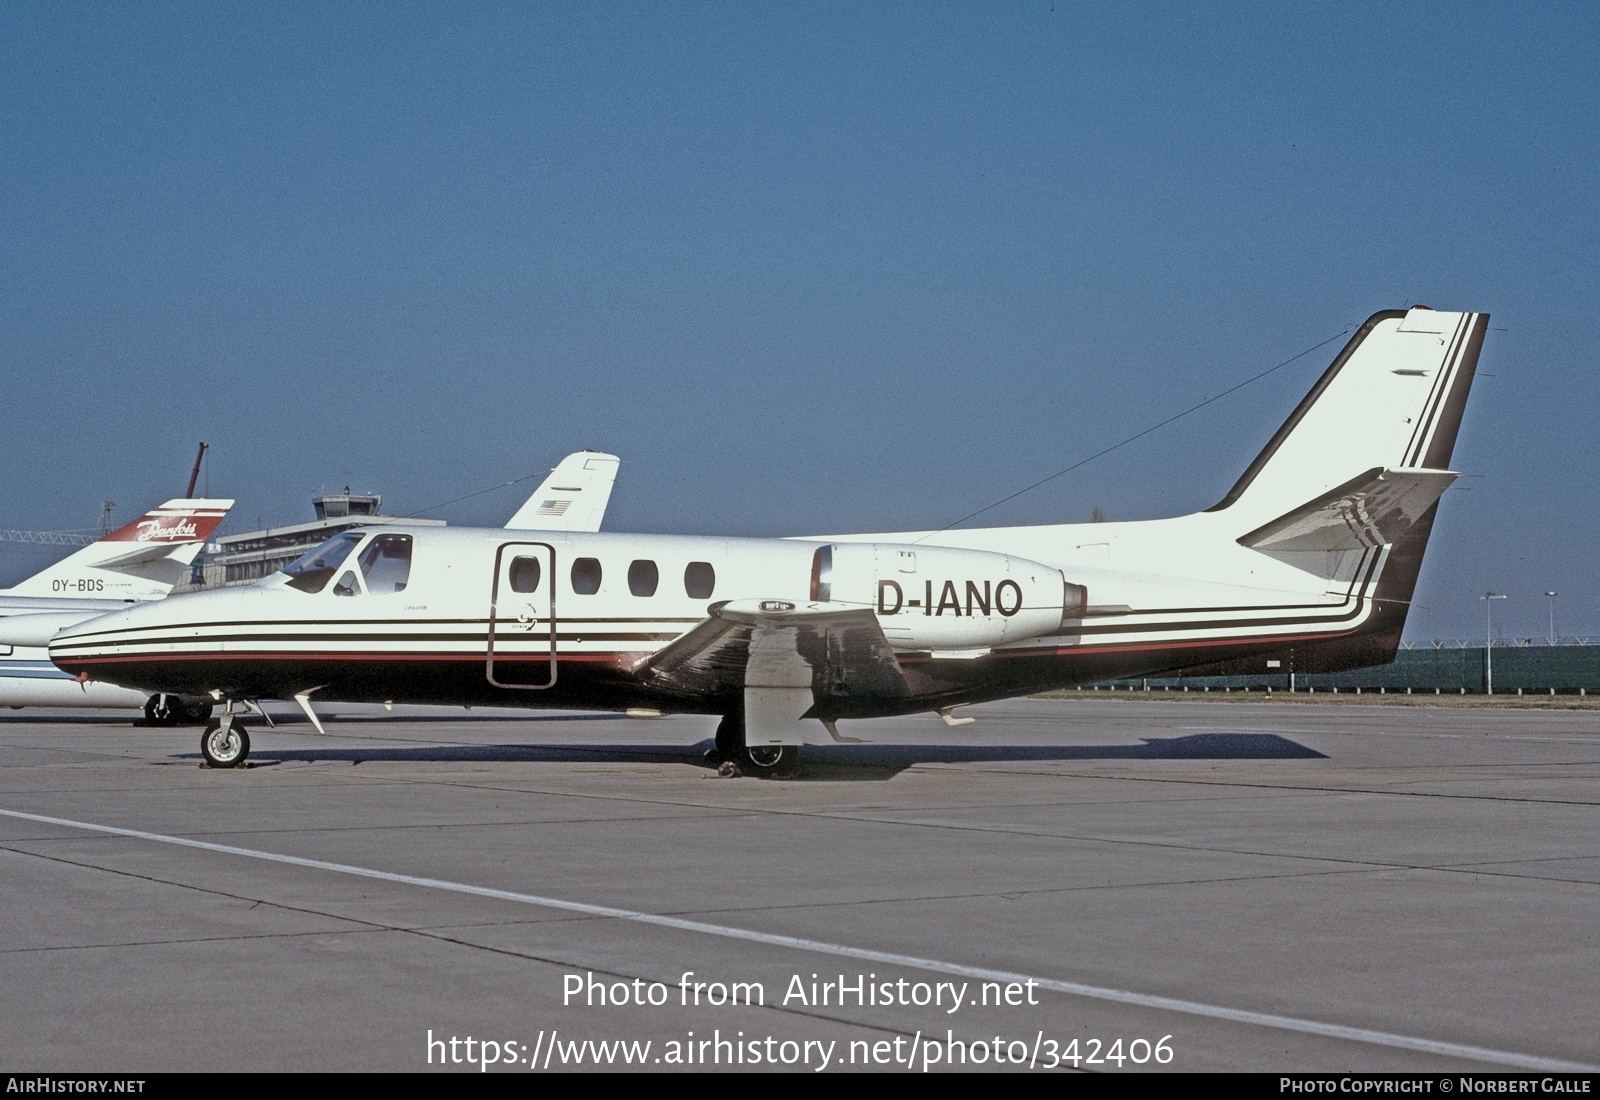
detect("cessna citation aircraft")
[50,309,1486,774]
[0,499,233,721]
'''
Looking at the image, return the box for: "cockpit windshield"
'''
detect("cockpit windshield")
[281,533,362,594]
[357,533,413,593]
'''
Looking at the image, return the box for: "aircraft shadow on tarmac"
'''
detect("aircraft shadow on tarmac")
[190,731,1326,780]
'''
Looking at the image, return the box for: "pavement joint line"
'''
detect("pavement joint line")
[277,762,1599,830]
[14,804,1593,890]
[662,866,1383,918]
[349,774,1333,816]
[32,817,1600,890]
[212,751,1600,809]
[940,766,1600,806]
[0,831,1422,910]
[1,805,1593,1073]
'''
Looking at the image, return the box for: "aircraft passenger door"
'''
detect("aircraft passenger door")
[487,542,558,690]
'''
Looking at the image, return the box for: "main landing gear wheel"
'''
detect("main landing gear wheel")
[176,697,215,724]
[712,713,801,778]
[201,720,250,768]
[741,743,800,779]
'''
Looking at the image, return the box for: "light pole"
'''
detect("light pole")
[1482,592,1507,693]
[1544,590,1558,645]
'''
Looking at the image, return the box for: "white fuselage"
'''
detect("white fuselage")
[46,309,1490,731]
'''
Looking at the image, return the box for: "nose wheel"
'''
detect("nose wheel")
[201,718,250,768]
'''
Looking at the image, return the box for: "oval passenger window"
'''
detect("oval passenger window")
[509,556,542,593]
[571,557,602,595]
[628,560,659,597]
[684,561,715,599]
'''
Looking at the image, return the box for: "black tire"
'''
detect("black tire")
[143,695,178,726]
[176,697,215,724]
[714,714,742,760]
[741,743,800,779]
[200,720,250,768]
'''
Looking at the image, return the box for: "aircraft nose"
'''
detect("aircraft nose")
[48,606,142,676]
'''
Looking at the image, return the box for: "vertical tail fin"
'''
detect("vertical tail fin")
[1217,308,1487,666]
[505,451,620,532]
[1208,308,1488,529]
[5,499,233,599]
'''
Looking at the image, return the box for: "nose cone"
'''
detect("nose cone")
[49,589,241,694]
[49,602,162,684]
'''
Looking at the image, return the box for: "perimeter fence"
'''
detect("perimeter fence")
[1086,640,1600,695]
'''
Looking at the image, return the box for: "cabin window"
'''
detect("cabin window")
[628,559,659,597]
[358,534,413,594]
[332,570,362,597]
[283,533,362,594]
[509,556,542,593]
[571,557,602,595]
[684,561,715,599]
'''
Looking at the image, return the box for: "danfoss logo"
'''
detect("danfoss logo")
[135,519,199,542]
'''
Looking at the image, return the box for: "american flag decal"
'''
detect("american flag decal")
[536,499,571,516]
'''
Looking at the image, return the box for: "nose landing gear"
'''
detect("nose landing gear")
[200,709,250,768]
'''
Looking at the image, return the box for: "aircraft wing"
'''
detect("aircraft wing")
[1238,466,1458,553]
[505,451,620,532]
[639,600,910,701]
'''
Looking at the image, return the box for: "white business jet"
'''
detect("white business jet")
[50,309,1486,774]
[0,498,233,721]
[0,449,612,725]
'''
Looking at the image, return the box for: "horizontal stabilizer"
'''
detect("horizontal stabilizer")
[639,599,909,700]
[93,541,201,572]
[1238,467,1458,553]
[505,451,620,532]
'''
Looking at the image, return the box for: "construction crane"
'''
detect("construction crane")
[0,529,96,548]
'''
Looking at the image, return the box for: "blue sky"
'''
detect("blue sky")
[2,2,1595,641]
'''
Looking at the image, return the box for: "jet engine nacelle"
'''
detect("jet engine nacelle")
[810,543,1085,653]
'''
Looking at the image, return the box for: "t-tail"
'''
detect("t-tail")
[504,451,620,533]
[3,498,234,601]
[1202,307,1488,668]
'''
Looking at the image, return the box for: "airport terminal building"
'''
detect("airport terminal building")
[176,490,443,592]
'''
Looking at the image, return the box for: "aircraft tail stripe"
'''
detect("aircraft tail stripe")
[1418,315,1488,471]
[1397,312,1466,466]
[1401,313,1474,467]
[977,630,1357,661]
